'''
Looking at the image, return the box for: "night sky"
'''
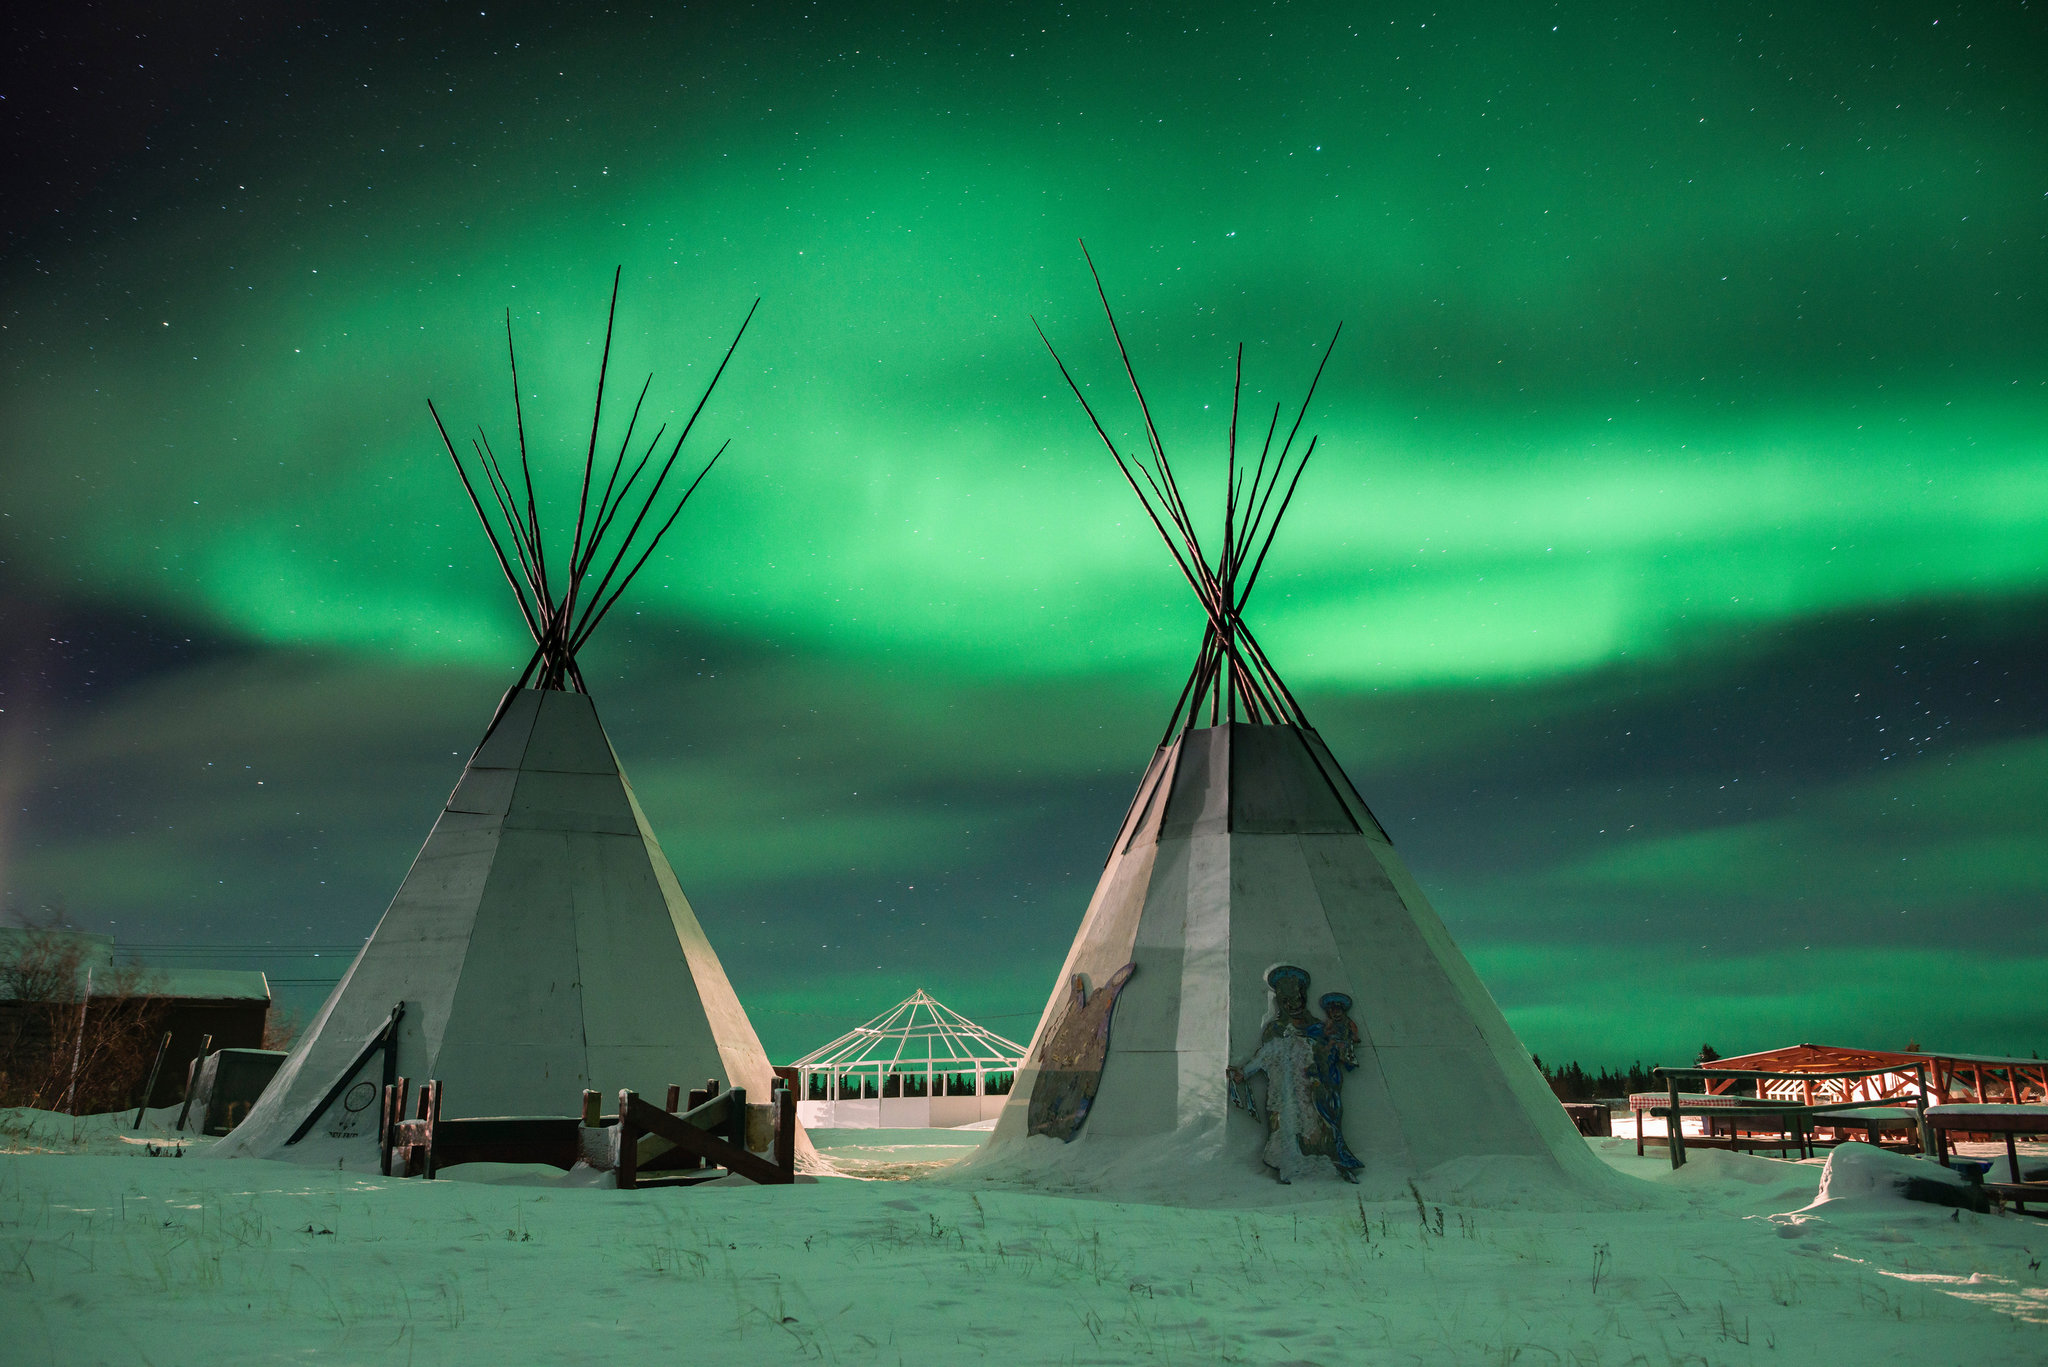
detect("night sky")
[4,2,2043,1068]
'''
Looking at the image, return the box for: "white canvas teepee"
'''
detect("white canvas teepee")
[216,274,784,1167]
[973,256,1615,1201]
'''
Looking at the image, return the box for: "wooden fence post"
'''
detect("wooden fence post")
[394,1078,412,1174]
[775,1081,796,1180]
[422,1081,443,1180]
[616,1090,639,1190]
[726,1087,747,1154]
[1666,1078,1686,1169]
[1913,1063,1933,1157]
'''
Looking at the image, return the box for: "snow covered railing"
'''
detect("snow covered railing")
[1644,1064,1936,1169]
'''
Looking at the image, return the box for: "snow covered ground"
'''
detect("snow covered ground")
[2,1107,2043,1365]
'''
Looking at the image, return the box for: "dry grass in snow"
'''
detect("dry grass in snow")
[1,1109,2043,1365]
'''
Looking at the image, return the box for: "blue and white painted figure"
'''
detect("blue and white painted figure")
[1227,965,1357,1184]
[1307,992,1364,1180]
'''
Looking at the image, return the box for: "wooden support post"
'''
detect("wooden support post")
[380,1084,396,1176]
[665,1084,681,1113]
[617,1090,640,1190]
[727,1087,747,1153]
[1666,1079,1686,1169]
[775,1081,796,1178]
[133,1030,174,1130]
[684,1086,709,1168]
[393,1077,413,1175]
[1913,1064,1933,1156]
[176,1058,201,1133]
[422,1081,443,1180]
[2006,1132,2022,1186]
[174,1033,214,1134]
[581,1089,601,1128]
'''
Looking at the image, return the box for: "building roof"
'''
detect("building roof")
[0,930,269,1003]
[788,990,1028,1072]
[1713,1042,2047,1072]
[139,968,272,1003]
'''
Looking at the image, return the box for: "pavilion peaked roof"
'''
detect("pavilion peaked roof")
[789,990,1028,1072]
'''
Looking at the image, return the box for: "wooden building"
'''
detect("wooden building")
[0,928,270,1113]
[1705,1043,2047,1106]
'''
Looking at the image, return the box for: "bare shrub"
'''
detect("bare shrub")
[0,930,166,1113]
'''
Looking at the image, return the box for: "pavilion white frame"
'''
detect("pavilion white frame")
[788,990,1027,1129]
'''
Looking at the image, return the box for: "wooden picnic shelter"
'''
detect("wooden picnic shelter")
[1703,1043,2048,1107]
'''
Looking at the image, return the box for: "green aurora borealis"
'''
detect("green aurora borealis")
[3,2,2044,1065]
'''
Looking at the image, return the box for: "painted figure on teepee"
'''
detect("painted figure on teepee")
[1227,968,1364,1183]
[1307,992,1364,1177]
[969,246,1619,1202]
[1027,963,1136,1142]
[213,272,795,1169]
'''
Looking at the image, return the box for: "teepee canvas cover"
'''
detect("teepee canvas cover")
[978,255,1607,1196]
[217,275,781,1166]
[215,689,779,1164]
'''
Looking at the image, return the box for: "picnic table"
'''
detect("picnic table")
[1641,1064,1938,1169]
[1628,1091,1816,1158]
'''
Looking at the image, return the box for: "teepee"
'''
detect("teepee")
[975,251,1612,1199]
[216,273,785,1167]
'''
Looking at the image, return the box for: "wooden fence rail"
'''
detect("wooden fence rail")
[1648,1063,1934,1168]
[376,1075,797,1187]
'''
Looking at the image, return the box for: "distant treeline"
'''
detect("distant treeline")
[1532,1056,1718,1102]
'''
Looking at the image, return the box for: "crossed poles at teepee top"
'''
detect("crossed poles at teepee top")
[1035,243,1341,745]
[428,267,758,694]
[428,251,1328,740]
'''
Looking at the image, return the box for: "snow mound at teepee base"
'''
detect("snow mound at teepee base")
[1796,1142,1989,1216]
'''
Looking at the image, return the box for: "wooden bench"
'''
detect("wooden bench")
[1926,1104,2048,1214]
[1811,1106,1921,1149]
[378,1077,797,1187]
